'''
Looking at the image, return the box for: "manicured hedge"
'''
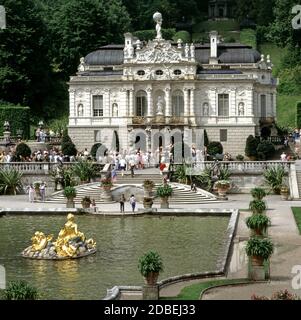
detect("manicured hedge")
[296,101,301,128]
[0,102,30,139]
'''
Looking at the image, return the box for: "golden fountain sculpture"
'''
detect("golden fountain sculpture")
[22,214,96,260]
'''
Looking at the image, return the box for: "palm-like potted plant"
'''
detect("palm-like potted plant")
[138,250,163,285]
[249,199,267,214]
[251,187,267,200]
[245,237,274,266]
[156,184,173,209]
[246,214,271,236]
[0,167,23,195]
[81,196,91,208]
[72,160,96,184]
[263,166,285,195]
[63,186,77,208]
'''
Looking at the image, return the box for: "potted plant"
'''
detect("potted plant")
[280,185,289,200]
[263,166,285,195]
[143,179,155,197]
[236,154,244,161]
[33,181,41,200]
[63,186,77,208]
[143,197,153,209]
[81,196,91,208]
[246,214,271,236]
[100,178,113,191]
[156,184,173,209]
[215,180,231,199]
[138,250,163,285]
[249,199,267,214]
[245,237,274,266]
[250,187,267,200]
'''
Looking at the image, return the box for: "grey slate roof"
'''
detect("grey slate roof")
[84,43,261,66]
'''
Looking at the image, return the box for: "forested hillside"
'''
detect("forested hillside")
[0,0,300,128]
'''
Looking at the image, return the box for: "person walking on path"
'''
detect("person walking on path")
[28,184,35,203]
[129,158,135,178]
[120,194,126,213]
[40,182,46,202]
[129,194,136,212]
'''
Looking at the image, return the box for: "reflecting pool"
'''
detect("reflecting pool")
[0,215,229,299]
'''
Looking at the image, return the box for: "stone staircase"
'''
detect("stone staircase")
[46,182,218,205]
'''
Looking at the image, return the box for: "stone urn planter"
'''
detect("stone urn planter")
[63,186,77,209]
[143,197,153,209]
[66,197,75,208]
[215,180,231,200]
[144,272,159,285]
[143,179,155,198]
[33,182,41,200]
[100,178,113,201]
[156,184,173,209]
[280,186,289,200]
[81,196,91,208]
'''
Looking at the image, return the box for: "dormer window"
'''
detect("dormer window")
[174,69,182,75]
[155,70,163,76]
[137,70,145,76]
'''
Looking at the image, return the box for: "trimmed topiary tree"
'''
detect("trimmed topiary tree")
[15,142,31,160]
[61,134,77,156]
[245,135,259,160]
[256,141,275,160]
[207,141,223,156]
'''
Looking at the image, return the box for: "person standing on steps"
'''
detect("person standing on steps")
[120,194,125,213]
[129,194,136,213]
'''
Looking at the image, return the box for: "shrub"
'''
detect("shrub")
[138,250,163,277]
[251,289,299,300]
[249,199,267,214]
[245,135,259,159]
[264,166,285,195]
[61,134,77,156]
[156,184,173,198]
[240,28,257,48]
[0,167,23,195]
[251,187,267,200]
[215,180,231,189]
[236,154,244,161]
[256,141,275,160]
[15,143,31,160]
[143,179,155,189]
[0,102,30,138]
[72,160,96,182]
[246,214,271,232]
[174,164,188,184]
[4,281,39,300]
[207,141,223,156]
[245,237,274,260]
[63,186,77,199]
[172,30,191,43]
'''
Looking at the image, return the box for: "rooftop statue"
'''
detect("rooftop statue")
[153,12,163,40]
[22,213,96,260]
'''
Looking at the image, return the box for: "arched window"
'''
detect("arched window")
[135,91,147,116]
[77,103,84,117]
[112,103,118,117]
[172,90,184,116]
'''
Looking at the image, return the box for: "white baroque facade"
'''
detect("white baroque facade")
[68,14,277,156]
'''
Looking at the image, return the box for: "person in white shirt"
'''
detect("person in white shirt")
[280,152,287,162]
[119,158,126,176]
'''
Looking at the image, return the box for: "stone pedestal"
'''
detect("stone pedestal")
[3,131,11,142]
[249,265,265,281]
[101,188,112,201]
[142,284,159,300]
[160,197,169,209]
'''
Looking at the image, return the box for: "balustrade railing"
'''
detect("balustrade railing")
[0,162,105,174]
[172,160,292,174]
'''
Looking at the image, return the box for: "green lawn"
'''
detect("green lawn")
[193,19,239,33]
[258,43,288,76]
[240,29,257,49]
[291,207,301,234]
[276,95,301,127]
[160,278,249,300]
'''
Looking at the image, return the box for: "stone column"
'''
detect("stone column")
[129,89,134,117]
[69,89,76,120]
[190,88,195,124]
[165,87,171,123]
[104,89,110,118]
[147,87,153,117]
[184,88,190,124]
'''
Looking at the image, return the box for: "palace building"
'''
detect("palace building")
[68,12,277,156]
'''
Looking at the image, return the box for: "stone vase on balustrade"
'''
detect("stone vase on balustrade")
[101,186,112,201]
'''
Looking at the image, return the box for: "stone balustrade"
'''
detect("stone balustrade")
[173,161,293,174]
[0,162,105,175]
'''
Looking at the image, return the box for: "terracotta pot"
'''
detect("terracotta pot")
[144,272,159,285]
[251,255,264,266]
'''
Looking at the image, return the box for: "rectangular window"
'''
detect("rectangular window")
[93,95,103,117]
[261,95,266,118]
[220,129,227,142]
[218,94,229,116]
